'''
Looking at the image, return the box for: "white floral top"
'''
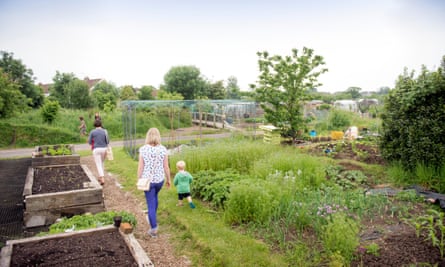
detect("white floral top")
[139,144,167,183]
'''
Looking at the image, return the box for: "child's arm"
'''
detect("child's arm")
[173,174,178,186]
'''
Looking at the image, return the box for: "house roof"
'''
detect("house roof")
[38,77,103,96]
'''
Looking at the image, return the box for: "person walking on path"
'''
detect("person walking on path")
[88,120,109,185]
[137,128,171,238]
[173,160,196,208]
[78,116,87,136]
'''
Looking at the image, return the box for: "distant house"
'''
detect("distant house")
[38,77,104,97]
[333,100,358,112]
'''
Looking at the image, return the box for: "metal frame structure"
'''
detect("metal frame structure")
[120,100,259,158]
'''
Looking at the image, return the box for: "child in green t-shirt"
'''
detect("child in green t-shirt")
[173,160,196,209]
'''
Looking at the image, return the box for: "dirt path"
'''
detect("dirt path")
[81,156,191,267]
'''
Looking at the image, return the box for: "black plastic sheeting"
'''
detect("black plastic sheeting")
[366,184,445,210]
[0,158,31,246]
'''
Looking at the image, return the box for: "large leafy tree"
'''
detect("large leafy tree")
[138,85,155,100]
[346,86,362,99]
[0,69,28,118]
[91,81,119,110]
[120,85,138,100]
[64,79,92,109]
[49,72,92,109]
[252,47,327,142]
[164,66,207,100]
[0,51,44,108]
[208,80,226,100]
[380,62,445,171]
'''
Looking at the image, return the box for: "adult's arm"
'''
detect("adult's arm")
[137,155,144,178]
[164,155,171,188]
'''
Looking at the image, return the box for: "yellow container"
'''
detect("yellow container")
[331,131,344,140]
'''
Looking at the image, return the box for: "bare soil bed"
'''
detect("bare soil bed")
[10,229,138,267]
[32,165,90,194]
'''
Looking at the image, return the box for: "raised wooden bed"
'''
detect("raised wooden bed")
[23,164,104,228]
[32,144,80,167]
[0,226,153,267]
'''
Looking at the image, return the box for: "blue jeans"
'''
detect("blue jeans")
[144,181,164,230]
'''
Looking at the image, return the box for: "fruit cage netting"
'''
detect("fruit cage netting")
[120,100,260,158]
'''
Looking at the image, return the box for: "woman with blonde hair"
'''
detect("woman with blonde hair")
[137,128,171,237]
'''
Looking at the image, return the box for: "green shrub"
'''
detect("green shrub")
[380,65,445,171]
[225,179,278,225]
[192,169,248,208]
[41,99,60,124]
[328,110,351,130]
[321,213,359,264]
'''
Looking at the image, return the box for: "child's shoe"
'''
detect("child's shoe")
[189,202,196,209]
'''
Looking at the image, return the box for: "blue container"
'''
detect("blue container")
[310,130,317,137]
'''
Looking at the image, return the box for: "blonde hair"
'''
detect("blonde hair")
[176,160,186,170]
[145,128,161,145]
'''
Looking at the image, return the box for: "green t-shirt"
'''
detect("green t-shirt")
[173,171,193,193]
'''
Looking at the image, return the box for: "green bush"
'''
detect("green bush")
[41,100,60,124]
[192,169,248,208]
[225,179,278,225]
[328,110,351,130]
[321,213,359,265]
[380,65,445,171]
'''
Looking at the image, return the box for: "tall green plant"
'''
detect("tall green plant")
[225,179,279,225]
[252,47,328,143]
[321,213,360,265]
[380,62,445,171]
[41,99,60,124]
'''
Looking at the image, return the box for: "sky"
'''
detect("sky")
[1,0,444,93]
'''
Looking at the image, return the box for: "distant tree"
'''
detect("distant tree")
[91,81,119,110]
[120,85,138,100]
[0,51,44,108]
[377,86,390,95]
[226,76,241,99]
[307,91,335,103]
[64,79,92,109]
[138,85,155,100]
[346,86,362,99]
[0,69,28,118]
[41,99,60,124]
[252,47,327,142]
[157,90,184,100]
[49,72,91,109]
[49,72,76,106]
[164,66,207,99]
[208,80,226,99]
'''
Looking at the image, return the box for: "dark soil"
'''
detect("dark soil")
[307,141,386,165]
[33,165,90,194]
[10,228,138,267]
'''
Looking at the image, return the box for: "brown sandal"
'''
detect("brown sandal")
[99,177,105,185]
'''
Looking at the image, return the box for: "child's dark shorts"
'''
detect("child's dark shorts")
[178,192,191,200]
